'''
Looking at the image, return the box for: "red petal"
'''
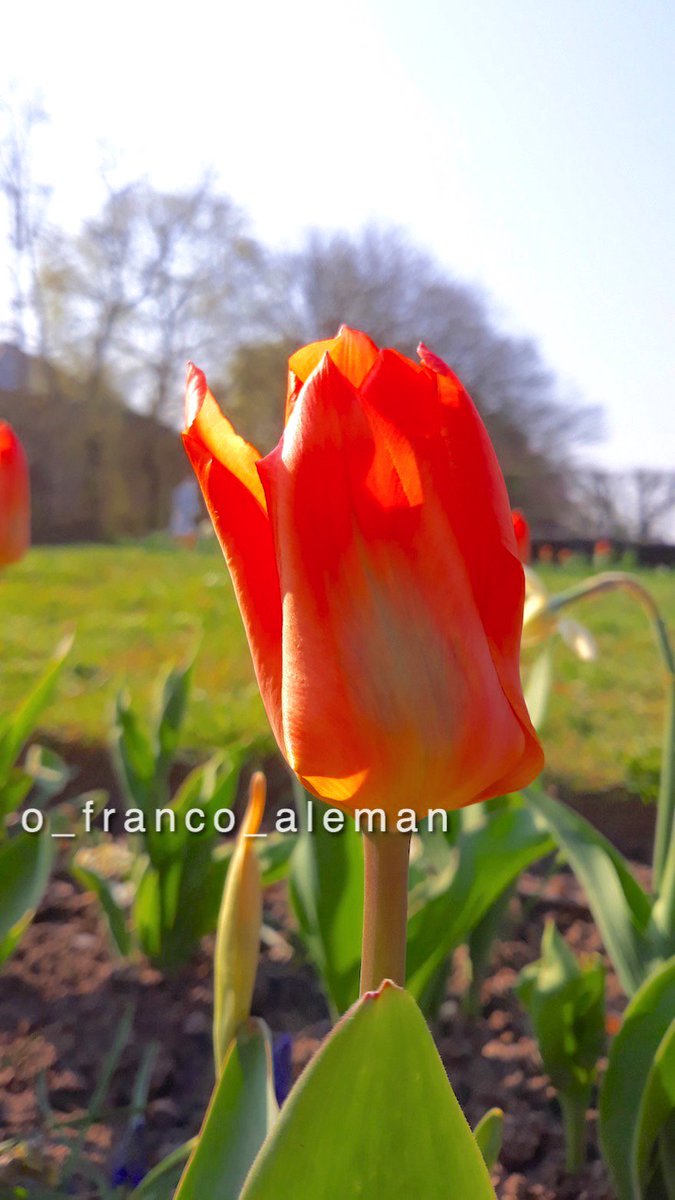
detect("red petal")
[259,354,539,814]
[182,367,284,751]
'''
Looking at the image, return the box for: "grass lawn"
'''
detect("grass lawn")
[1,540,673,795]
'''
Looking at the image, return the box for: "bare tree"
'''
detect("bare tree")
[254,224,602,516]
[0,93,51,359]
[572,468,675,542]
[633,470,675,541]
[39,177,267,419]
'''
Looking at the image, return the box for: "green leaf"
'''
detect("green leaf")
[0,768,33,825]
[175,1019,277,1200]
[525,641,555,730]
[289,785,363,1015]
[524,786,655,995]
[129,1141,195,1200]
[407,797,553,1010]
[517,921,605,1169]
[241,983,495,1199]
[467,884,515,1014]
[635,1019,675,1197]
[0,832,54,964]
[153,659,193,776]
[70,864,131,956]
[0,635,72,792]
[517,921,605,1099]
[473,1108,504,1171]
[600,956,675,1200]
[112,690,158,814]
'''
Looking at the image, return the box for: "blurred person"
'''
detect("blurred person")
[169,476,202,549]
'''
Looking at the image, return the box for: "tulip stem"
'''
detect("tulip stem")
[360,829,411,995]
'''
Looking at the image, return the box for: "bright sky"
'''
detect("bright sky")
[3,0,674,470]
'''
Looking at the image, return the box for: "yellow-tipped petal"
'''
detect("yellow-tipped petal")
[213,772,266,1073]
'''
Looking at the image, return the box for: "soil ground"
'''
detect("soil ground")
[0,849,645,1200]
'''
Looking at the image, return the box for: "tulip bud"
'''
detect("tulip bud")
[0,422,30,567]
[213,771,265,1073]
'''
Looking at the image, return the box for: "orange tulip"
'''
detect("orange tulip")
[511,510,531,564]
[0,422,30,567]
[183,327,543,817]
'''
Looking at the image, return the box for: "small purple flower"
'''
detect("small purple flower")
[272,1033,293,1106]
[109,1116,147,1189]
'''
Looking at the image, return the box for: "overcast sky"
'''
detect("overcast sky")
[3,0,674,470]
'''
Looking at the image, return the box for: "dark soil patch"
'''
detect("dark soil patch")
[0,855,641,1199]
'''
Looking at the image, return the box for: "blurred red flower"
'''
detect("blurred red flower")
[511,510,531,564]
[0,422,30,567]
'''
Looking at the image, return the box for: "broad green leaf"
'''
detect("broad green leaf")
[0,767,33,825]
[153,659,193,773]
[175,1019,277,1200]
[289,785,363,1015]
[634,1019,675,1197]
[474,1108,504,1171]
[241,984,495,1200]
[71,865,131,956]
[0,635,72,790]
[517,921,605,1099]
[525,641,555,730]
[133,863,164,961]
[517,922,605,1170]
[407,798,553,1010]
[467,884,515,1014]
[112,691,158,814]
[524,786,655,995]
[600,956,675,1200]
[129,1140,195,1199]
[0,832,54,964]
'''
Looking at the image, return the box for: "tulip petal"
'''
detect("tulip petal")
[285,327,379,423]
[259,354,539,814]
[416,346,544,791]
[182,365,284,750]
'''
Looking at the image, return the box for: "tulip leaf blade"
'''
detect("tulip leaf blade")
[289,784,363,1015]
[0,830,54,965]
[240,984,496,1200]
[129,1141,195,1199]
[634,1017,675,1197]
[406,796,553,1010]
[473,1107,504,1171]
[70,864,131,956]
[523,786,655,996]
[600,956,675,1200]
[0,634,72,799]
[174,1019,276,1200]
